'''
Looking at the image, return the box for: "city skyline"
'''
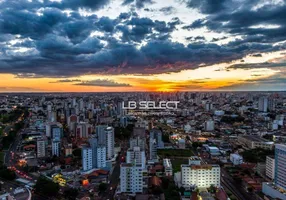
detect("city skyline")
[0,0,286,92]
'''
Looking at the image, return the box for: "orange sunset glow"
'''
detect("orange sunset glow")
[0,51,284,92]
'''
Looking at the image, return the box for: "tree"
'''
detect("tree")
[162,134,170,143]
[192,142,202,149]
[64,188,79,200]
[152,186,163,195]
[34,176,59,197]
[179,186,185,195]
[72,148,82,158]
[208,184,216,193]
[0,167,16,180]
[161,177,170,189]
[98,183,108,192]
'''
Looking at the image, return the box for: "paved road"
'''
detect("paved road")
[221,168,263,200]
[102,139,129,200]
[0,177,31,200]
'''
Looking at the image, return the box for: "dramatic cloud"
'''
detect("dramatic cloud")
[49,79,82,83]
[0,0,285,90]
[122,0,154,9]
[75,79,132,87]
[159,6,177,15]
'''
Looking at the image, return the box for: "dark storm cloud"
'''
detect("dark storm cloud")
[185,36,206,42]
[211,36,228,42]
[251,53,263,57]
[0,0,286,78]
[75,79,132,87]
[122,0,154,9]
[187,1,286,44]
[159,6,177,15]
[49,79,82,83]
[0,37,282,77]
[182,19,206,30]
[52,0,110,10]
[244,77,286,84]
[0,8,67,39]
[116,17,178,42]
[184,0,229,14]
[228,62,286,70]
[0,0,110,10]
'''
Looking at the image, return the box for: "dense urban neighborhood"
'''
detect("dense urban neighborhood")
[0,92,285,200]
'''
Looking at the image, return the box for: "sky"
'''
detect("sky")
[0,0,286,92]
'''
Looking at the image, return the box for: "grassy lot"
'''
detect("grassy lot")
[171,159,188,173]
[157,149,194,158]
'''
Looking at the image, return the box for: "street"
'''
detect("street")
[102,139,129,200]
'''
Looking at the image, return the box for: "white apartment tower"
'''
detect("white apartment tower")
[96,145,106,168]
[120,164,143,193]
[82,145,93,171]
[89,137,106,169]
[105,127,115,160]
[52,139,60,157]
[126,147,146,169]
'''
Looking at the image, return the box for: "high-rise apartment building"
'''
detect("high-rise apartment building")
[126,147,146,169]
[52,139,60,157]
[89,137,106,168]
[105,127,114,160]
[82,145,93,171]
[120,164,143,193]
[130,136,146,150]
[275,144,286,190]
[96,125,107,145]
[149,129,164,160]
[259,97,268,112]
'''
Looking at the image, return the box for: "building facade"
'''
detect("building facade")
[82,146,93,171]
[238,135,274,149]
[149,129,164,160]
[126,147,146,169]
[181,157,220,189]
[52,139,60,157]
[130,137,146,150]
[163,159,173,176]
[230,154,243,165]
[275,144,286,190]
[120,164,143,193]
[105,127,115,160]
[37,139,46,158]
[266,155,275,180]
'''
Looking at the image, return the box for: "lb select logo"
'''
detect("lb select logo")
[122,101,179,110]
